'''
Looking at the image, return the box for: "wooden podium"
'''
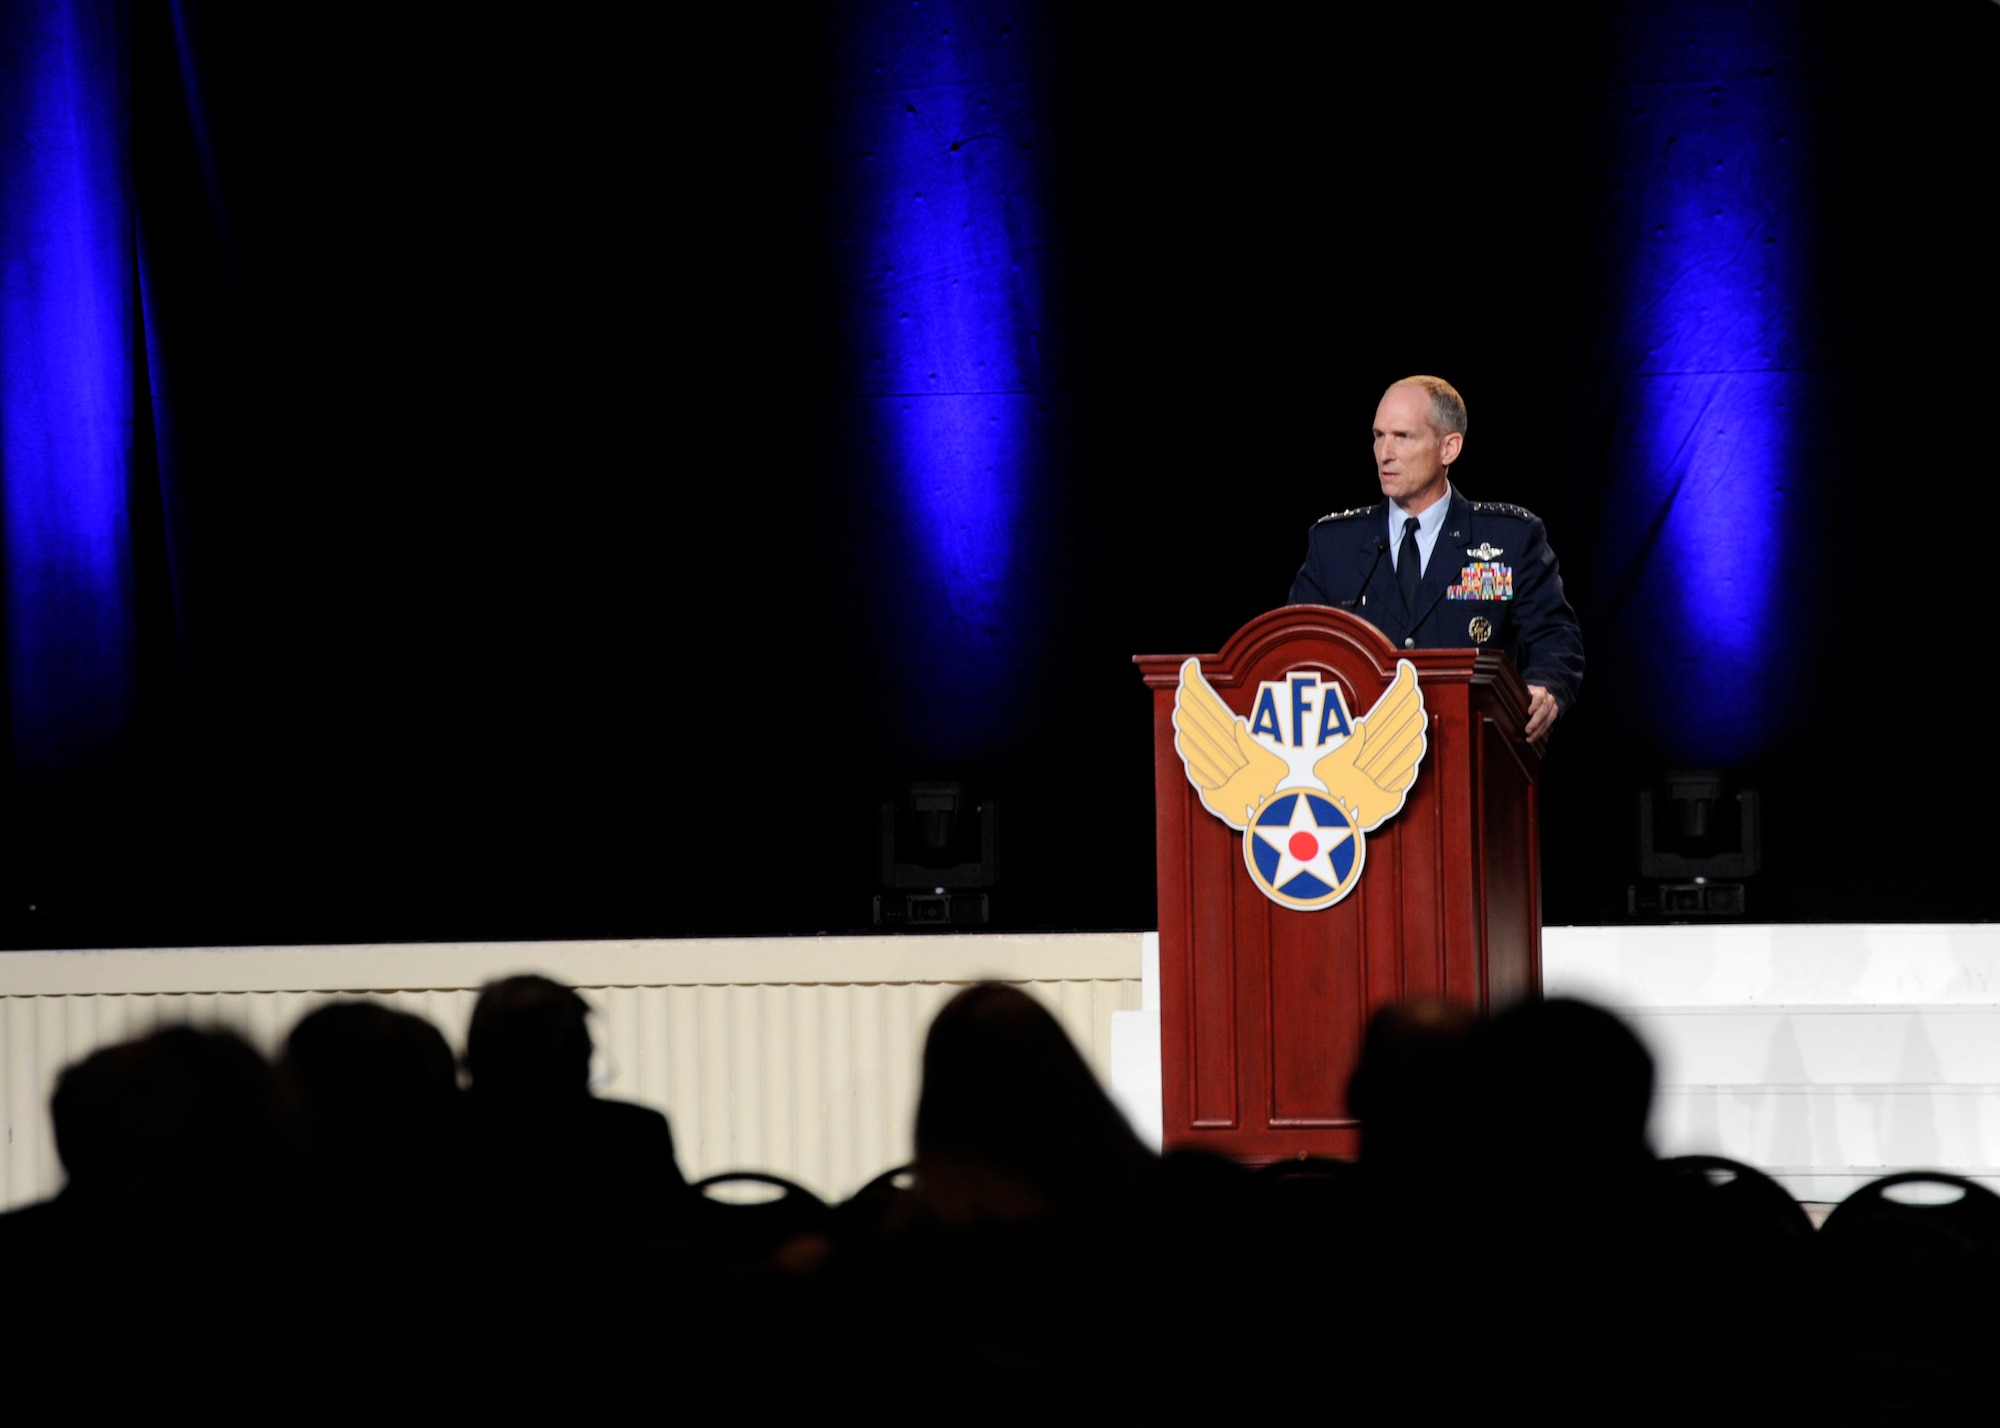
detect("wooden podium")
[1135,606,1543,1162]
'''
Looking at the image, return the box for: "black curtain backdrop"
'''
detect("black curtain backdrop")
[4,2,1994,949]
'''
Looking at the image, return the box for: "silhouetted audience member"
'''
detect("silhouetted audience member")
[0,1025,298,1371]
[910,981,1156,1224]
[268,1002,478,1361]
[281,1000,463,1229]
[1474,995,1656,1177]
[1309,996,1483,1375]
[1349,994,1480,1182]
[460,974,691,1245]
[48,1023,296,1237]
[452,975,704,1356]
[814,983,1162,1408]
[1462,996,1672,1413]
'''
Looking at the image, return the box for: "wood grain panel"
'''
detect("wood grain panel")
[1190,794,1240,1127]
[1266,892,1363,1126]
[1480,715,1538,1012]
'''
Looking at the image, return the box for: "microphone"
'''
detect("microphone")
[1344,536,1388,609]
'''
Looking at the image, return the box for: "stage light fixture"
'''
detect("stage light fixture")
[873,781,999,932]
[1628,769,1761,919]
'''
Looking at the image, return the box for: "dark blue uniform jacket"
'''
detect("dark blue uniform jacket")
[1288,488,1584,711]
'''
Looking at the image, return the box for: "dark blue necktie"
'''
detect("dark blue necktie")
[1398,516,1422,617]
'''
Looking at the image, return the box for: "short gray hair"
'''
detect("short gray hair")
[1392,375,1466,438]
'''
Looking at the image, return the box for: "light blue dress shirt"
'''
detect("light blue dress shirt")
[1388,483,1454,579]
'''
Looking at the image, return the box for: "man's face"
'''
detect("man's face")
[1372,383,1461,512]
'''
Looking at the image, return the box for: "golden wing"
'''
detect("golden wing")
[1172,657,1286,830]
[1310,659,1428,831]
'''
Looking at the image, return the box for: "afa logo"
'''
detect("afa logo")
[1172,659,1429,910]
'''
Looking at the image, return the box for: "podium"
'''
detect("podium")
[1134,605,1543,1161]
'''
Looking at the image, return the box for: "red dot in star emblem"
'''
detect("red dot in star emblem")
[1288,831,1319,860]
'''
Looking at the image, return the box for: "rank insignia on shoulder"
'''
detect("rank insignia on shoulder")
[1465,542,1504,560]
[1314,504,1375,524]
[1447,561,1514,600]
[1470,501,1535,521]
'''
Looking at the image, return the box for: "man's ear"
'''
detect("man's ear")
[1439,430,1464,466]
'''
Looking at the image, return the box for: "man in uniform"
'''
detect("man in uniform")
[1289,376,1583,741]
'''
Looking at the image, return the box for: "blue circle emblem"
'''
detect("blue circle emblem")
[1242,791,1364,910]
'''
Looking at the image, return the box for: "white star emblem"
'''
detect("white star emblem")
[1253,793,1354,893]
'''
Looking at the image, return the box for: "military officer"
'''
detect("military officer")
[1289,376,1583,742]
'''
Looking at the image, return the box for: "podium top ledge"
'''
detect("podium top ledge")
[1133,604,1519,694]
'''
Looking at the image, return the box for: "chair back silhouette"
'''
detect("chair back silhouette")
[1819,1170,2000,1256]
[691,1171,831,1266]
[1812,1171,2000,1411]
[1656,1153,1814,1259]
[831,1162,916,1243]
[1252,1154,1362,1215]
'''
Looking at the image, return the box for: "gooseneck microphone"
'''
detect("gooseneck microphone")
[1344,536,1388,609]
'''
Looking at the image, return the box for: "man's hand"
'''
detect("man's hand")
[1525,684,1559,743]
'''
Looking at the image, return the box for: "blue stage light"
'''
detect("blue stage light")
[1603,1,1805,766]
[843,5,1047,762]
[0,0,137,778]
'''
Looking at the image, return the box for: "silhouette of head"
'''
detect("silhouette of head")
[1347,995,1479,1170]
[915,982,1151,1213]
[282,1001,458,1160]
[51,1024,291,1218]
[465,974,593,1101]
[1475,996,1655,1171]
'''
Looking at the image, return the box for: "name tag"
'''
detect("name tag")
[1448,562,1513,600]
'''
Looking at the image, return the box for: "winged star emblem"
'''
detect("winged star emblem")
[1172,657,1428,910]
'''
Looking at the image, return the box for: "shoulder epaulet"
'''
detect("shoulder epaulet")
[1313,504,1376,525]
[1470,500,1538,521]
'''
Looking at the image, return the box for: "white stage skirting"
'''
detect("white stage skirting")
[1113,923,2000,1203]
[1546,923,2000,1201]
[0,936,1141,1211]
[2,924,1994,1209]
